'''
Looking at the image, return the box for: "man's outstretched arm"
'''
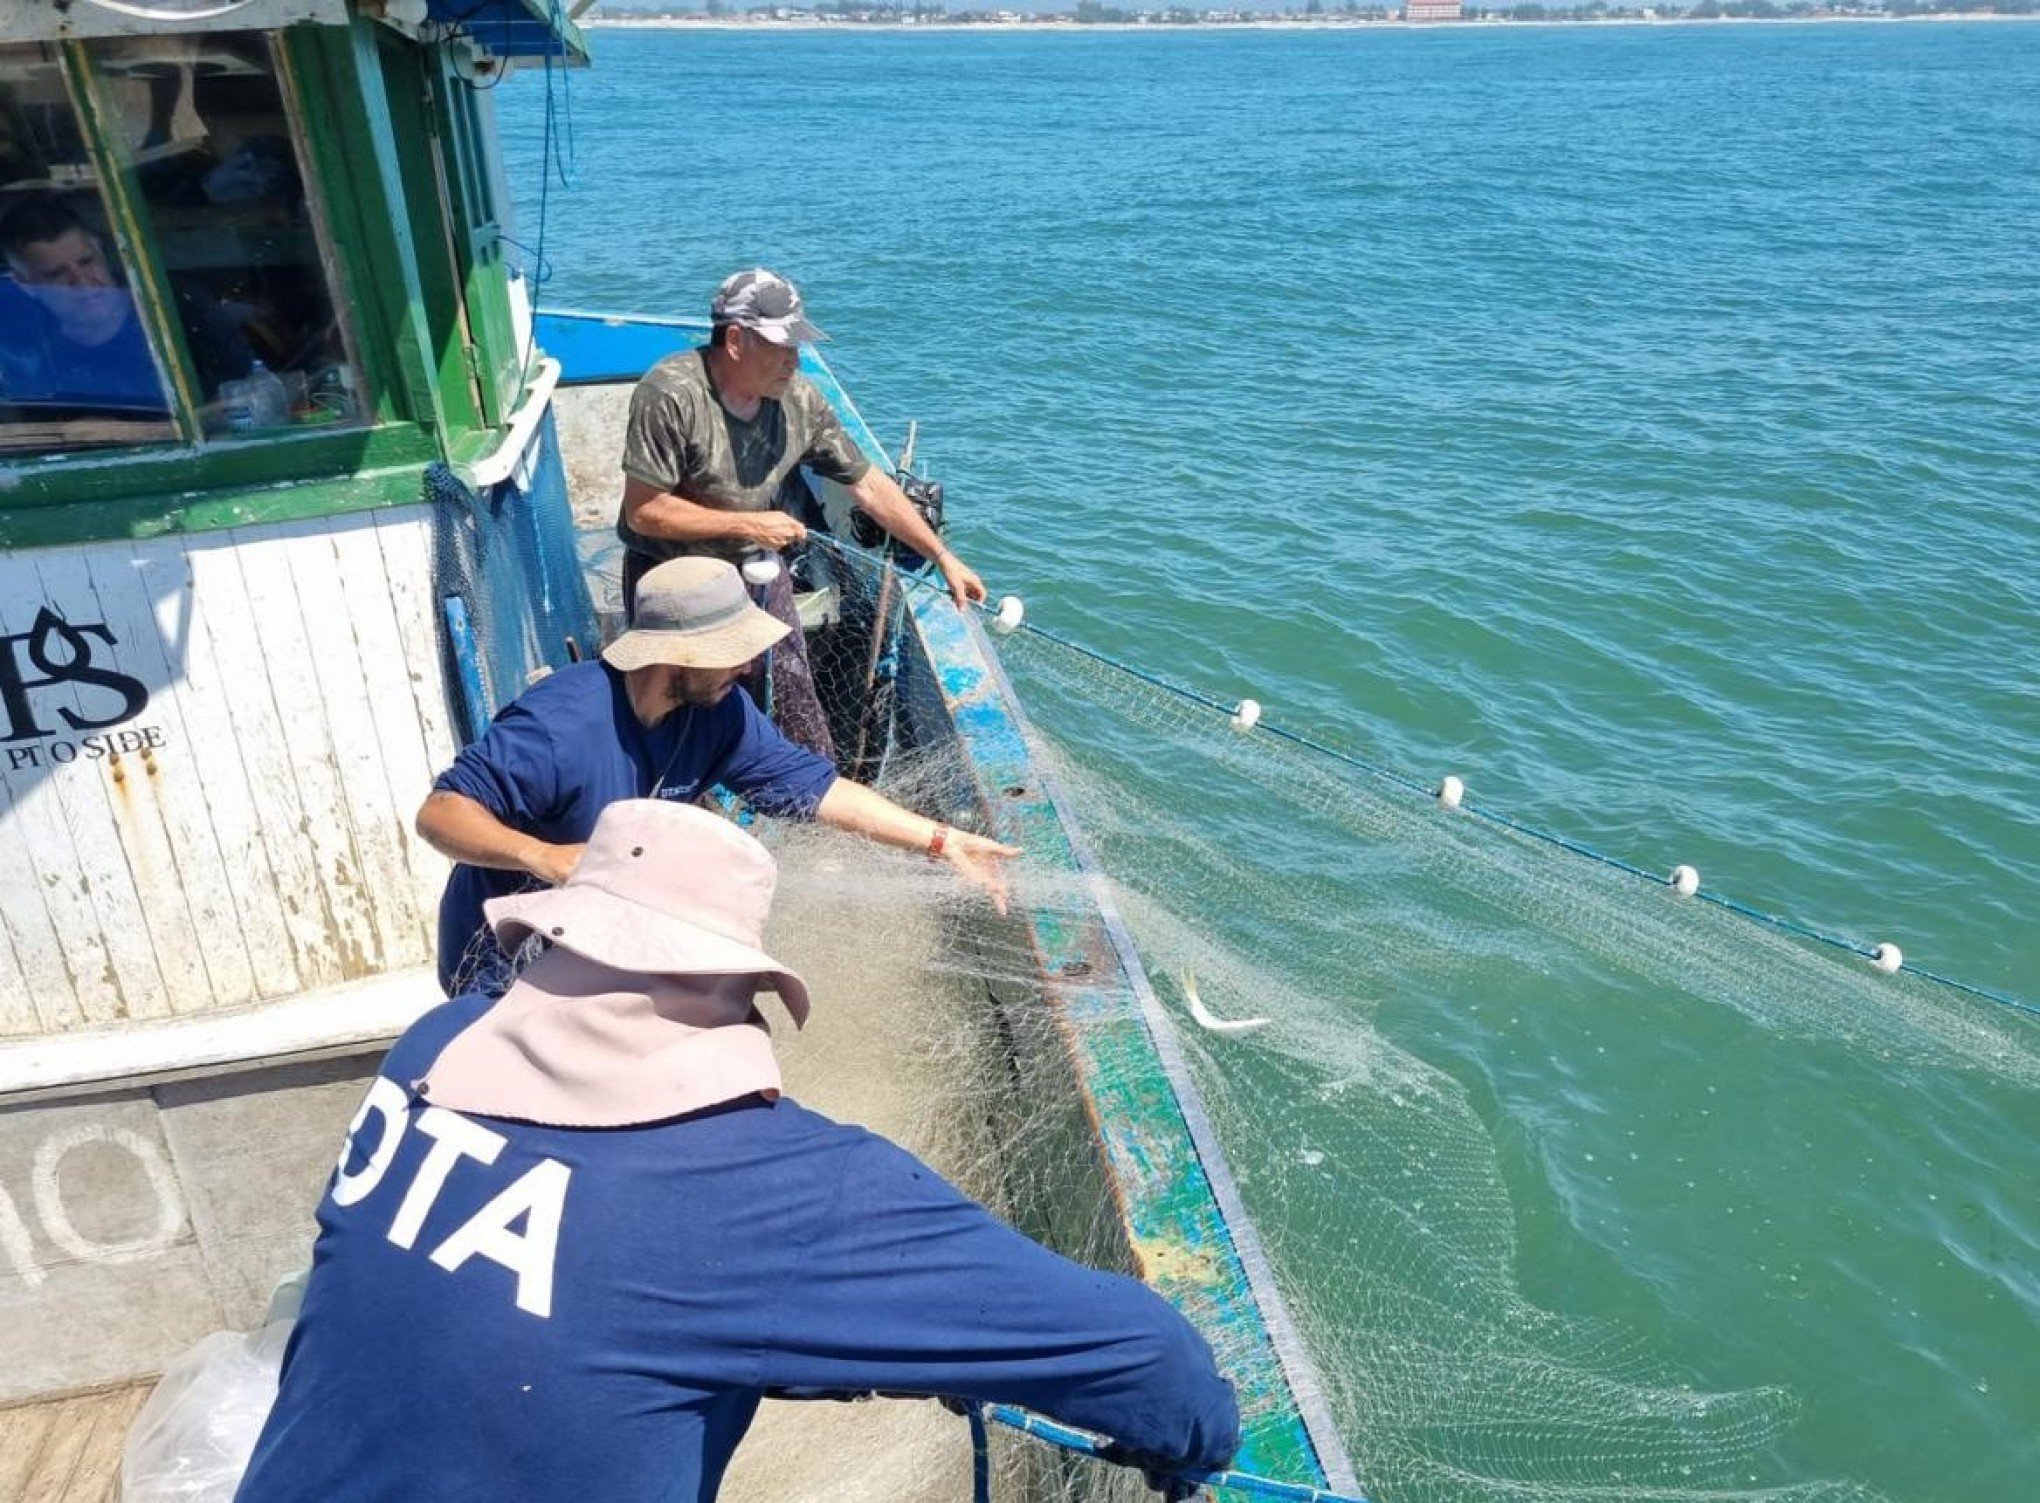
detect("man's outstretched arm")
[814,778,1019,914]
[753,1128,1242,1482]
[846,466,987,607]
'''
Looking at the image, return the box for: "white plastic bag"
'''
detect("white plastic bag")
[120,1319,291,1503]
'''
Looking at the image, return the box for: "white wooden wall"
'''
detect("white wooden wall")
[0,507,455,1038]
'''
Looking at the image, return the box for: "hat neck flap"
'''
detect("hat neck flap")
[420,952,783,1129]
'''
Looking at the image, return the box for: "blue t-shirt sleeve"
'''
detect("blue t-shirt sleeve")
[714,693,837,817]
[432,698,561,828]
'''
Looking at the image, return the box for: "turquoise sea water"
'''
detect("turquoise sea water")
[503,24,2039,1503]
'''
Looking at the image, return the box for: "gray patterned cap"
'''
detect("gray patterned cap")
[709,268,828,346]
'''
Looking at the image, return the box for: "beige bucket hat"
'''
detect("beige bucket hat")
[482,799,810,1023]
[602,556,789,673]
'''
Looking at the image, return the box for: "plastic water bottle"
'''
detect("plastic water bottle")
[223,360,289,431]
[247,360,288,427]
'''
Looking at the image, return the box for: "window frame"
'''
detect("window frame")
[0,19,526,533]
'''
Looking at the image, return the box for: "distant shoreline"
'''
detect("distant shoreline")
[583,12,2040,31]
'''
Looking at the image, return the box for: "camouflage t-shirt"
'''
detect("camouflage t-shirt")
[617,348,872,565]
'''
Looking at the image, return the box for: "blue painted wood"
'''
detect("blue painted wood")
[902,591,1359,1494]
[441,594,490,745]
[425,0,585,62]
[536,311,888,464]
[537,311,708,385]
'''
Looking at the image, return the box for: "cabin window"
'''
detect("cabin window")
[85,34,364,436]
[0,34,367,458]
[0,45,178,453]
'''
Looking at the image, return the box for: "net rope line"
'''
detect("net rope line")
[967,1403,1373,1503]
[799,531,2037,1025]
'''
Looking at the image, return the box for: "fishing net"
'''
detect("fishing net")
[521,388,2037,1502]
[426,413,601,742]
[683,541,2040,1503]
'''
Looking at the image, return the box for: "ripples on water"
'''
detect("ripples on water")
[506,23,2039,1501]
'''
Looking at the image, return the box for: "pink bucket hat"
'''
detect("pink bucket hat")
[483,799,810,1023]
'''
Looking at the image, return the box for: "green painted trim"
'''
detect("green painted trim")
[372,27,486,442]
[0,422,436,516]
[0,457,431,551]
[272,24,398,429]
[58,43,203,444]
[444,426,499,468]
[431,62,522,423]
[283,21,447,435]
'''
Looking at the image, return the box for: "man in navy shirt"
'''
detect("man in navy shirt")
[237,800,1240,1502]
[420,555,1016,995]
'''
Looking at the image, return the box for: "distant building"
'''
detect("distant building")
[1404,0,1461,16]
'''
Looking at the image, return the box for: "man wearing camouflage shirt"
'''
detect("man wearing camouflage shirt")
[616,268,986,758]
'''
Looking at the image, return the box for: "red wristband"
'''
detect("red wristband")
[927,824,949,858]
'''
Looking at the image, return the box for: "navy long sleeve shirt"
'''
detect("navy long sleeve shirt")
[236,996,1241,1502]
[430,662,837,994]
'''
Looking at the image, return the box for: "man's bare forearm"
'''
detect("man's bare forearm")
[815,778,941,850]
[622,477,778,548]
[417,790,580,885]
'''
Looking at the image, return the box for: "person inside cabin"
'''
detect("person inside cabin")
[236,798,1241,1503]
[0,193,251,418]
[418,555,1018,1000]
[615,267,988,759]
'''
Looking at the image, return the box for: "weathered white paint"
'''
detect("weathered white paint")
[186,528,350,989]
[32,1122,187,1269]
[0,565,170,1023]
[135,537,302,1002]
[330,520,445,944]
[276,517,431,970]
[83,545,258,1010]
[372,508,461,927]
[0,742,111,1031]
[0,850,36,1035]
[0,963,434,1101]
[233,522,389,977]
[459,357,561,490]
[0,511,454,1036]
[0,0,348,45]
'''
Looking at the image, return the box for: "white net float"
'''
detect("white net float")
[1437,775,1464,810]
[991,595,1025,635]
[1230,698,1261,733]
[1871,942,1904,974]
[740,552,782,586]
[1669,864,1700,897]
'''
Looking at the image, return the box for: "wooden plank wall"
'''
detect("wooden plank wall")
[0,508,455,1037]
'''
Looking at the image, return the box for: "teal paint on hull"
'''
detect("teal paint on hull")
[904,591,1357,1494]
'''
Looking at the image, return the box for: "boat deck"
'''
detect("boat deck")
[0,1382,150,1503]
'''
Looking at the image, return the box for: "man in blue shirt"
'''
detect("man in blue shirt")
[419,555,1016,996]
[237,799,1240,1502]
[0,193,250,417]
